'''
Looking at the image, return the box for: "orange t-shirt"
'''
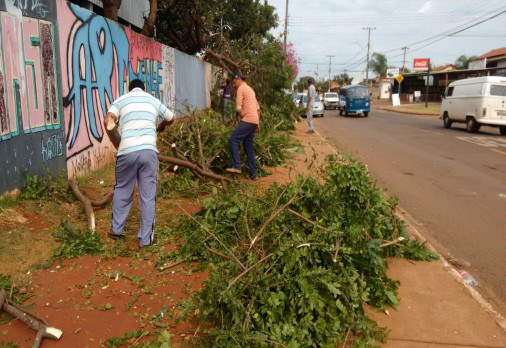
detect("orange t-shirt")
[236,82,260,125]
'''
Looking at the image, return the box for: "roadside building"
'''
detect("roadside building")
[329,81,340,93]
[396,47,506,103]
[69,0,149,31]
[469,47,506,69]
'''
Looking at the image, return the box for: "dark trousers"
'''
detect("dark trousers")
[228,121,258,178]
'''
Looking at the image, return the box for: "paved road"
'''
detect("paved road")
[315,109,506,313]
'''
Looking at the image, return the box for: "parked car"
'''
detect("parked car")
[293,93,305,107]
[300,95,324,117]
[323,92,340,110]
[440,76,506,135]
[338,85,370,117]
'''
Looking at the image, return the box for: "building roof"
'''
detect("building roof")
[434,64,455,72]
[329,81,340,89]
[478,47,506,60]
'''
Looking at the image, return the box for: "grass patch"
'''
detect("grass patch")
[51,221,107,260]
[400,103,440,113]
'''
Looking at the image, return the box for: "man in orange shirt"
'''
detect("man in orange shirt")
[226,72,260,179]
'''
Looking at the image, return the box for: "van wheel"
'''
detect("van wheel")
[500,127,506,135]
[443,112,452,128]
[364,112,369,117]
[466,117,480,133]
[339,109,343,116]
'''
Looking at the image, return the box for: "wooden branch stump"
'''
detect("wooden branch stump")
[0,290,63,348]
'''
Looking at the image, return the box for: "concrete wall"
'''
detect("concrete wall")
[0,0,211,194]
[174,50,207,114]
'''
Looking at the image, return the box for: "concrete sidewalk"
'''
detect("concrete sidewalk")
[289,121,506,347]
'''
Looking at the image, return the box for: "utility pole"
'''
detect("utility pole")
[326,55,335,91]
[399,46,408,103]
[283,0,289,50]
[316,64,319,82]
[401,46,408,73]
[363,27,376,86]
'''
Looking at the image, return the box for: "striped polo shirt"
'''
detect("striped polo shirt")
[107,88,174,157]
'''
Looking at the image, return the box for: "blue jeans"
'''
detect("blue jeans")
[223,98,232,119]
[228,121,258,178]
[111,149,158,246]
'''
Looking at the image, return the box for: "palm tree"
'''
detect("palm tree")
[370,52,388,77]
[454,55,478,70]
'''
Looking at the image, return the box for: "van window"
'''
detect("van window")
[453,83,483,96]
[348,86,369,97]
[490,85,506,96]
[446,87,454,97]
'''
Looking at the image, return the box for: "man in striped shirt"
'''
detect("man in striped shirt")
[226,72,260,179]
[104,79,174,247]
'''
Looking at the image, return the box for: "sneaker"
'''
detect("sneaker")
[306,129,315,134]
[250,175,259,181]
[225,168,241,174]
[108,232,124,241]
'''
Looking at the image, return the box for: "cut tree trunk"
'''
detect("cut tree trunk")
[141,0,158,37]
[103,0,122,22]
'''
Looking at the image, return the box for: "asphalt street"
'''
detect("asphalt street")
[314,108,506,313]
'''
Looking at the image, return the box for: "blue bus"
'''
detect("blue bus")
[338,85,371,117]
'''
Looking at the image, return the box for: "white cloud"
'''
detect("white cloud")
[418,1,433,14]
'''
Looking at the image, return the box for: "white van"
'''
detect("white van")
[440,76,506,135]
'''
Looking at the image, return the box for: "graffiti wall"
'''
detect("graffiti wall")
[57,0,176,178]
[0,0,64,194]
[0,0,211,194]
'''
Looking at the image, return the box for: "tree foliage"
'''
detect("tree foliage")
[454,55,477,70]
[174,155,438,346]
[155,0,277,55]
[334,73,353,86]
[370,52,388,77]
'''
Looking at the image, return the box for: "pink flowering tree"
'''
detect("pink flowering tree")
[285,42,301,81]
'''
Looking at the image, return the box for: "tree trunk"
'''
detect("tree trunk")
[103,0,122,22]
[141,0,158,37]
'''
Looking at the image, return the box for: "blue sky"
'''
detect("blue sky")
[267,0,506,80]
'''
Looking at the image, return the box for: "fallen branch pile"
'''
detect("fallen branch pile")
[173,155,439,346]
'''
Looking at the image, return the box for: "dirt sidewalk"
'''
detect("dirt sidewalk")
[293,121,505,347]
[0,120,504,347]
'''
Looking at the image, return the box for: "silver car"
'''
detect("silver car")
[300,95,324,117]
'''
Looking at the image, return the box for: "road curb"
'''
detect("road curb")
[374,105,439,116]
[398,207,506,331]
[313,127,506,332]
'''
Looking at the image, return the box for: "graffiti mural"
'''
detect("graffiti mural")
[0,0,64,194]
[57,0,175,177]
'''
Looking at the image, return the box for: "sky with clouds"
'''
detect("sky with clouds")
[266,0,506,80]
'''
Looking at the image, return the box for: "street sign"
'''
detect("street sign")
[414,58,430,71]
[396,74,404,84]
[386,68,400,78]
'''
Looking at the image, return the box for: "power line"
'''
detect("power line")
[385,8,506,60]
[381,5,506,56]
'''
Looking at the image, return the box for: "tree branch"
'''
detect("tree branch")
[69,178,96,233]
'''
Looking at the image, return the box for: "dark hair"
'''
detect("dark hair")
[129,79,145,91]
[226,79,231,84]
[308,79,314,85]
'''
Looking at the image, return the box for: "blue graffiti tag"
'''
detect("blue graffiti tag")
[129,60,163,99]
[41,131,65,162]
[63,4,129,149]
